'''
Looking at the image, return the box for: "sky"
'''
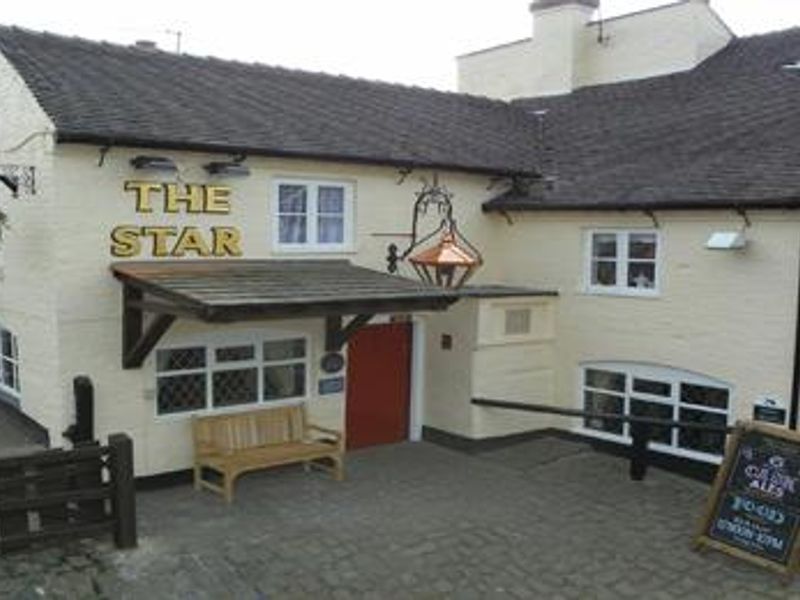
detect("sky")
[1,1,799,90]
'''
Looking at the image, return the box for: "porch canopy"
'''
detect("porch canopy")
[111,260,459,369]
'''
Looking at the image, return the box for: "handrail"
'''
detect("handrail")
[472,397,731,481]
[472,398,734,433]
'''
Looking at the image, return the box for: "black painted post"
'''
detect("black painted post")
[108,434,137,549]
[630,423,650,481]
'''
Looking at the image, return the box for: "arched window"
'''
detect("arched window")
[0,325,20,398]
[580,362,731,462]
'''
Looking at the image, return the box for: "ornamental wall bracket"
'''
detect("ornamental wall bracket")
[0,164,36,199]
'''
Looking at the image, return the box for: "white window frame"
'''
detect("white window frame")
[577,362,733,464]
[0,325,20,399]
[271,178,355,253]
[584,229,661,297]
[154,332,311,419]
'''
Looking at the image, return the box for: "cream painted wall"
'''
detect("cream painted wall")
[49,145,509,474]
[0,53,63,441]
[487,210,800,441]
[458,1,733,100]
[472,297,559,437]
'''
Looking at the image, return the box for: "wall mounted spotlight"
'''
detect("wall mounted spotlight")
[130,155,177,171]
[204,161,251,177]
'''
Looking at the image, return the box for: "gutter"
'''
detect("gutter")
[54,131,536,180]
[483,199,800,213]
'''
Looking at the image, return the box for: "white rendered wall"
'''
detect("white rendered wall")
[458,1,733,100]
[487,210,800,439]
[0,52,62,442]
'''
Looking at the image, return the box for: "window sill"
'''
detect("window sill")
[272,245,357,256]
[580,287,661,299]
[154,396,307,422]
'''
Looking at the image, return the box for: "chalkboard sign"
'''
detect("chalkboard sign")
[696,422,800,577]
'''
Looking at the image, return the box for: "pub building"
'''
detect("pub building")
[2,0,800,477]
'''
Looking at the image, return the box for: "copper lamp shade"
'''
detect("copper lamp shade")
[409,232,482,288]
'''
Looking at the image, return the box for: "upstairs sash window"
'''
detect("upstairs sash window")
[587,230,659,295]
[274,180,353,251]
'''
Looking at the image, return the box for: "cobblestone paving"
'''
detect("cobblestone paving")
[2,437,800,599]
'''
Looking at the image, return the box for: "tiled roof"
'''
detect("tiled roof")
[485,28,800,212]
[0,26,540,176]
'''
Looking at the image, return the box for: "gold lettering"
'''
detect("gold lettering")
[141,226,178,257]
[165,184,205,213]
[211,226,243,257]
[173,227,212,257]
[110,226,141,257]
[204,185,232,214]
[123,181,162,213]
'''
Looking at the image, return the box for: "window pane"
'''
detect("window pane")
[591,260,617,286]
[2,359,16,390]
[212,368,258,407]
[584,391,624,435]
[1,330,13,358]
[318,216,344,244]
[681,383,729,410]
[628,262,655,289]
[633,378,671,397]
[630,399,673,445]
[279,215,307,244]
[318,186,344,214]
[585,368,626,392]
[215,345,255,363]
[263,339,306,362]
[678,408,727,455]
[157,347,205,372]
[504,308,531,335]
[629,233,657,259]
[157,374,206,414]
[278,185,307,213]
[264,364,305,400]
[592,234,617,258]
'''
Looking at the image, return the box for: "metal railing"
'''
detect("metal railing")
[472,397,733,480]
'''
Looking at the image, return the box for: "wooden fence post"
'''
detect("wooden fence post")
[108,434,137,549]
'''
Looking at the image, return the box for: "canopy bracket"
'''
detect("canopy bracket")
[122,284,177,369]
[325,314,375,352]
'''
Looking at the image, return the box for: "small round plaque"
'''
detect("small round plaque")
[320,352,345,374]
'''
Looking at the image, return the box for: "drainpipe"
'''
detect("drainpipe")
[791,242,800,430]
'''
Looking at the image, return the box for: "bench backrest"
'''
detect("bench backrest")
[193,405,308,456]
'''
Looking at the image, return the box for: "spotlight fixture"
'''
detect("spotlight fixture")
[130,155,177,171]
[203,161,251,177]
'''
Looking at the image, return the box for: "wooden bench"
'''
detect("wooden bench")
[192,404,344,503]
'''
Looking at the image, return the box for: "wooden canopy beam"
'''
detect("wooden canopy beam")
[325,314,375,352]
[121,284,177,369]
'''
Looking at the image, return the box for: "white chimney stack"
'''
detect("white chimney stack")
[529,0,599,95]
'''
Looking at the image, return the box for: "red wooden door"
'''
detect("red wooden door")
[346,323,412,450]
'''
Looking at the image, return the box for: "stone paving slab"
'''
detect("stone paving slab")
[2,438,800,599]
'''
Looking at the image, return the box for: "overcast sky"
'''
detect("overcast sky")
[2,1,799,90]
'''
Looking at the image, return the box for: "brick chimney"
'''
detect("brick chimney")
[529,0,599,95]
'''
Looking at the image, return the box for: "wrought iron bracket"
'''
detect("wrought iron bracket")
[0,165,36,199]
[325,314,375,352]
[735,206,752,228]
[643,209,660,229]
[122,284,177,369]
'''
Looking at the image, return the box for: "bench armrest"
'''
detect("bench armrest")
[307,423,344,449]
